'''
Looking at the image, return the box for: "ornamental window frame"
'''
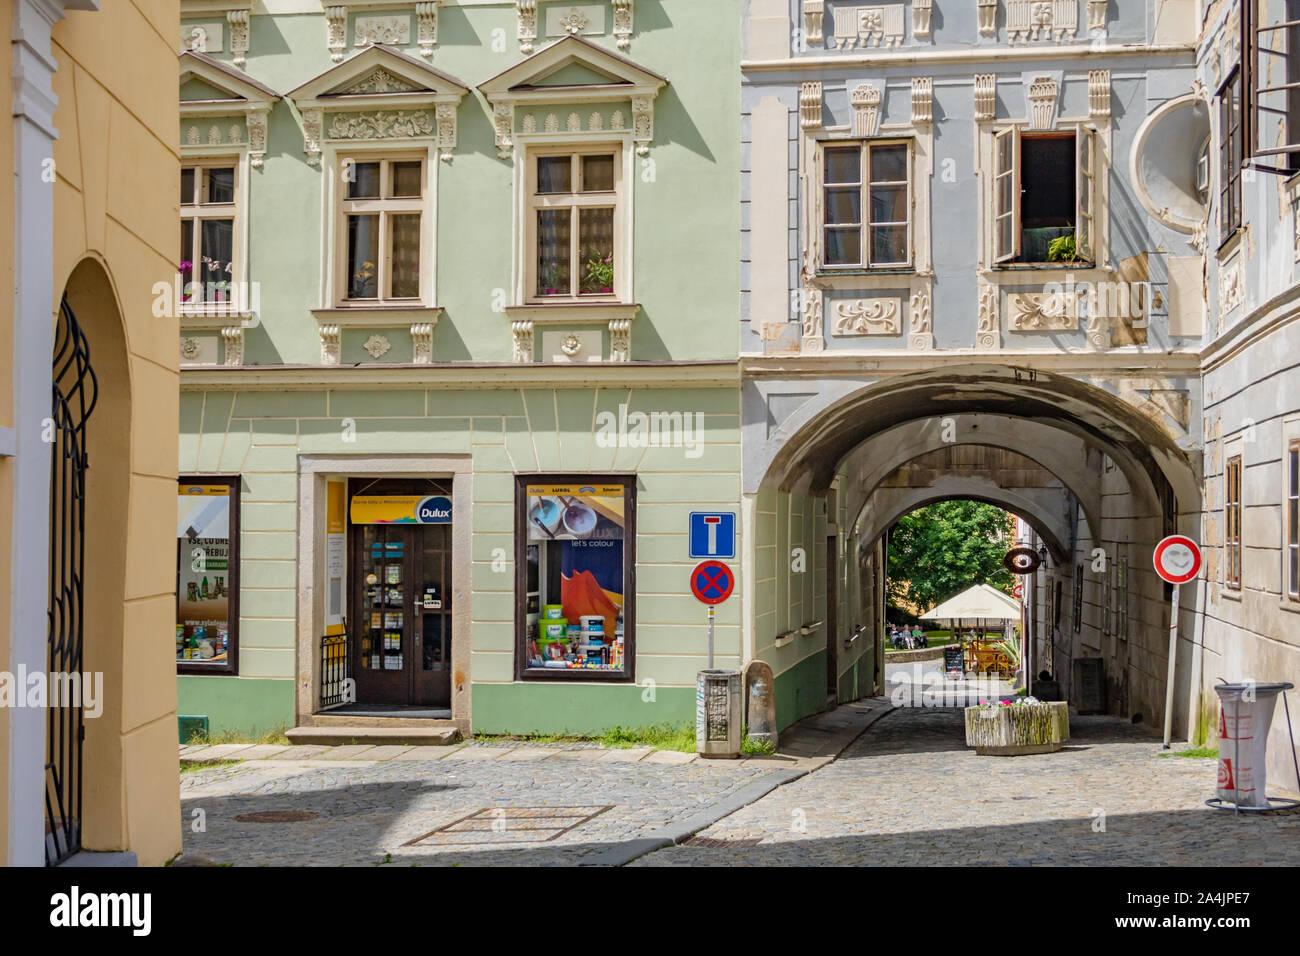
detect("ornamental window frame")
[1218,67,1245,244]
[332,150,432,308]
[179,158,243,309]
[816,137,915,272]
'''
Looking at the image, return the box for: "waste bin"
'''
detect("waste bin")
[1211,681,1297,809]
[696,669,742,758]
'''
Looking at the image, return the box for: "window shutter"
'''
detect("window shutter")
[993,126,1020,263]
[1076,126,1096,262]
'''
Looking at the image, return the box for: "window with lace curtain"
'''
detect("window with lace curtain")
[336,154,426,305]
[526,145,623,302]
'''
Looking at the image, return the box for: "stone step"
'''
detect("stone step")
[285,725,462,747]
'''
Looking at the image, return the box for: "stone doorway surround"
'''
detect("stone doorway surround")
[296,455,473,733]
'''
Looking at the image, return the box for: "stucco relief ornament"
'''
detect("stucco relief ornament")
[180,337,202,360]
[909,288,933,350]
[558,8,590,35]
[567,112,582,132]
[610,110,626,131]
[1008,291,1075,330]
[354,16,411,47]
[976,282,1000,350]
[326,6,347,62]
[612,0,634,50]
[246,113,268,168]
[301,109,324,166]
[560,333,584,357]
[229,124,243,144]
[228,10,250,68]
[495,102,516,158]
[512,319,535,363]
[832,298,900,335]
[186,126,200,145]
[207,125,222,145]
[416,2,439,57]
[328,111,435,140]
[522,114,537,133]
[186,25,210,53]
[609,318,632,362]
[436,103,457,162]
[320,324,342,365]
[1085,309,1109,350]
[363,334,392,359]
[343,69,421,95]
[517,0,538,54]
[411,323,435,364]
[221,326,244,366]
[632,96,654,156]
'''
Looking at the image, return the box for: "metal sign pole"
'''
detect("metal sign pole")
[1162,583,1181,750]
[707,605,715,670]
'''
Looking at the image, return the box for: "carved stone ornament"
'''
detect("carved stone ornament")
[247,111,268,168]
[436,103,457,161]
[567,111,582,132]
[301,108,324,166]
[977,0,998,36]
[914,0,933,37]
[974,74,996,120]
[186,126,200,145]
[228,10,249,68]
[363,334,392,359]
[512,319,535,362]
[800,82,823,131]
[355,15,411,48]
[1089,69,1111,118]
[328,110,435,140]
[611,109,625,130]
[609,317,632,361]
[326,6,347,62]
[834,4,905,49]
[911,77,933,126]
[851,84,883,137]
[320,324,342,365]
[1007,290,1077,330]
[1007,0,1077,44]
[557,7,589,35]
[180,336,202,360]
[182,22,222,54]
[417,2,439,57]
[909,288,933,349]
[832,297,901,335]
[801,286,825,352]
[221,326,244,366]
[804,0,825,45]
[612,0,634,50]
[1088,0,1107,31]
[410,322,435,364]
[495,102,516,158]
[1027,75,1059,130]
[342,69,421,95]
[1219,254,1244,315]
[517,0,538,54]
[632,95,653,156]
[976,282,1000,349]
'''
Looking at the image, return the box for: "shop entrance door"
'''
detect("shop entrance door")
[350,483,453,709]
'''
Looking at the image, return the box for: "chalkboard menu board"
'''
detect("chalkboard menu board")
[1072,658,1107,714]
[943,646,964,674]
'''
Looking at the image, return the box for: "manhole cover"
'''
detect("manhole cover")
[684,836,763,848]
[404,806,613,846]
[234,810,320,823]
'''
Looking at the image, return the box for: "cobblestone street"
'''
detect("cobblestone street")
[635,707,1300,866]
[179,743,776,866]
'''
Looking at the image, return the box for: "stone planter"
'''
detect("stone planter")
[963,701,1069,756]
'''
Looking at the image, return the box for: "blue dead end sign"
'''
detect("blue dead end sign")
[691,560,734,605]
[688,512,736,559]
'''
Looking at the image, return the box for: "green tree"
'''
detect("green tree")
[887,500,1016,614]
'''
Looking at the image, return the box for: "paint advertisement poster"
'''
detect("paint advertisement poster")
[176,484,233,664]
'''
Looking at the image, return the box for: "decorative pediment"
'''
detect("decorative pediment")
[287,44,469,164]
[479,35,666,159]
[178,50,279,166]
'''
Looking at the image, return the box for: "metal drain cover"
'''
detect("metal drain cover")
[684,836,763,848]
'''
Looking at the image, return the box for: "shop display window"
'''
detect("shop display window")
[516,477,634,680]
[176,477,240,673]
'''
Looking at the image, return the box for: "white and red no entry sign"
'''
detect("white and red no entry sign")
[690,560,734,605]
[1154,534,1201,585]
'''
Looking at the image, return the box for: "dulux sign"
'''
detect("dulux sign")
[417,496,453,524]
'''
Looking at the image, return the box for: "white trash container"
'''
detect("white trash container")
[1213,681,1295,808]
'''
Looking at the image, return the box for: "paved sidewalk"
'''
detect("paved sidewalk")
[175,699,894,866]
[633,706,1300,866]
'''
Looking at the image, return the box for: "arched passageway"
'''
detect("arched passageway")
[740,364,1203,738]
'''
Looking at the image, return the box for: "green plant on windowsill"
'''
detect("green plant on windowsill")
[579,246,614,295]
[1046,233,1082,263]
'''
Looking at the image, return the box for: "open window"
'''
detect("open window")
[992,126,1097,265]
[1248,0,1300,173]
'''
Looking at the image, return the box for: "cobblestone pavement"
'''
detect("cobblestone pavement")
[633,707,1300,866]
[179,742,772,866]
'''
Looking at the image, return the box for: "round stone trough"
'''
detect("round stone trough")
[963,700,1070,756]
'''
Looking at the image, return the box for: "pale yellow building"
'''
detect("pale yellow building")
[2,0,181,866]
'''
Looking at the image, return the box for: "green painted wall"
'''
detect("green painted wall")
[774,648,827,731]
[178,675,294,738]
[471,681,694,735]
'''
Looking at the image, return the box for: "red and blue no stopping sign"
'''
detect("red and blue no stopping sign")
[690,560,734,605]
